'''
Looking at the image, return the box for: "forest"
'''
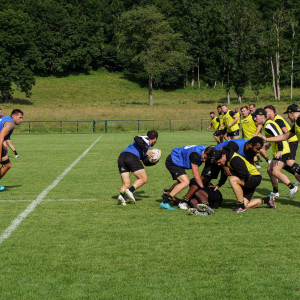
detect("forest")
[0,0,299,104]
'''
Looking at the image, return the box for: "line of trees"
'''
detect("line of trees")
[1,0,300,105]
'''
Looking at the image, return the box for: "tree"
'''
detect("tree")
[118,5,191,105]
[0,9,39,102]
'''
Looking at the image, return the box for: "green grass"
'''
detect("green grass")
[0,132,300,299]
[4,70,300,121]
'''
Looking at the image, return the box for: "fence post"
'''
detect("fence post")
[201,119,203,131]
[169,119,172,132]
[77,121,78,133]
[138,120,139,133]
[105,120,108,133]
[60,121,62,133]
[29,121,31,134]
[93,121,95,133]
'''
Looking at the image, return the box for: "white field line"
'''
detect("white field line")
[0,199,98,203]
[0,135,103,245]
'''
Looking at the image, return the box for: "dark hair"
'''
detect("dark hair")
[217,105,222,109]
[248,136,264,147]
[221,104,227,107]
[11,109,23,116]
[210,112,215,115]
[249,103,256,108]
[264,105,276,113]
[241,106,248,110]
[204,146,214,157]
[147,130,158,140]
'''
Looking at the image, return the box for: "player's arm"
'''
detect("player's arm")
[253,117,262,136]
[189,152,204,188]
[0,121,15,160]
[207,123,212,130]
[134,136,155,157]
[227,111,239,127]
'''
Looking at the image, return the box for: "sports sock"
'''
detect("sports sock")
[120,191,126,198]
[129,186,135,193]
[264,157,269,162]
[202,201,209,206]
[14,150,18,155]
[287,182,295,189]
[237,201,245,209]
[183,196,189,203]
[261,196,270,204]
[273,187,279,193]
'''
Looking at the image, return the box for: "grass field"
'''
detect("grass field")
[0,132,300,299]
[5,70,300,121]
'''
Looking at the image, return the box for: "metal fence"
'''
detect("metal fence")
[13,119,213,134]
[12,117,292,134]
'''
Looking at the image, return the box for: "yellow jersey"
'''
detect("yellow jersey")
[223,110,239,133]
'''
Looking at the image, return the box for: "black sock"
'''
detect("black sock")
[129,186,135,193]
[287,182,295,189]
[273,187,279,193]
[261,196,270,204]
[120,191,125,197]
[202,201,209,206]
[237,201,245,209]
[14,150,18,155]
[183,196,189,203]
[264,157,269,162]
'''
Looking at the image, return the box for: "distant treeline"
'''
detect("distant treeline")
[1,0,300,103]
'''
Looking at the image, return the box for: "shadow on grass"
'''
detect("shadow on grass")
[275,198,300,208]
[2,185,22,190]
[111,190,150,201]
[10,98,33,105]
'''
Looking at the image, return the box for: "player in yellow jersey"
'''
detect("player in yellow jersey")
[254,108,298,199]
[210,147,275,212]
[221,105,240,139]
[217,105,228,142]
[207,112,222,144]
[234,108,241,128]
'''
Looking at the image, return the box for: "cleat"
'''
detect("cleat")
[178,201,188,210]
[160,202,175,210]
[266,196,276,209]
[117,195,126,205]
[125,189,136,203]
[0,186,4,191]
[268,192,279,197]
[268,160,272,164]
[188,208,208,215]
[161,188,170,199]
[295,181,300,185]
[161,193,167,200]
[196,203,214,215]
[188,208,197,215]
[256,164,261,169]
[14,154,19,158]
[230,207,247,212]
[289,186,299,199]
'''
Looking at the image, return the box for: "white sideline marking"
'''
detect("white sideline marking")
[0,199,97,203]
[0,135,102,245]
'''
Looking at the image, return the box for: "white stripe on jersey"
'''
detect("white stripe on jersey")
[265,123,279,137]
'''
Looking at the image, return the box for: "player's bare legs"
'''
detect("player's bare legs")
[285,159,300,182]
[213,135,219,143]
[229,176,245,203]
[120,172,131,193]
[268,160,290,186]
[168,174,190,197]
[0,155,11,178]
[120,169,148,192]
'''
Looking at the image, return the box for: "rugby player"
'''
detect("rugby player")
[207,112,221,144]
[264,105,300,183]
[221,104,240,139]
[164,145,214,210]
[217,105,228,142]
[0,109,23,186]
[234,108,241,128]
[117,130,158,205]
[254,108,298,199]
[262,104,300,186]
[249,103,256,115]
[211,147,275,212]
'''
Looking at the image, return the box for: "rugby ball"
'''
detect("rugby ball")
[149,148,161,163]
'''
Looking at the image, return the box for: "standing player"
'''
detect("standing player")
[221,105,240,139]
[207,112,221,144]
[234,108,241,128]
[217,105,228,142]
[117,130,158,205]
[0,109,23,187]
[254,108,298,199]
[249,103,256,115]
[210,147,275,212]
[164,145,213,210]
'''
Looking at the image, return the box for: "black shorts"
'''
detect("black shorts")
[288,141,298,161]
[273,153,290,163]
[118,152,144,174]
[1,147,10,165]
[227,129,239,137]
[213,130,226,137]
[242,175,262,201]
[192,186,223,209]
[165,154,186,180]
[201,161,221,179]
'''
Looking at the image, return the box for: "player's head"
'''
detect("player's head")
[235,108,239,113]
[247,136,264,155]
[264,105,276,120]
[240,106,249,117]
[11,109,23,125]
[217,105,222,114]
[147,130,158,146]
[249,103,256,112]
[202,146,214,162]
[210,149,227,166]
[210,112,215,119]
[221,104,228,113]
[252,108,267,125]
[283,104,300,123]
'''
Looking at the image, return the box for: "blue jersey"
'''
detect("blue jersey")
[171,145,206,169]
[121,135,151,160]
[0,116,14,140]
[215,139,250,159]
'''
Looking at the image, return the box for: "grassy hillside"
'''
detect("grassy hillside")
[6,69,300,121]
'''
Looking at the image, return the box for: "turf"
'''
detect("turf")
[0,132,300,299]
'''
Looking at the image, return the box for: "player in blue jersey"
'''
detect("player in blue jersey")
[117,130,158,205]
[163,145,214,210]
[0,109,23,187]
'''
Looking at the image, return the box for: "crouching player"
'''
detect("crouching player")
[163,145,214,210]
[210,147,275,212]
[117,130,158,205]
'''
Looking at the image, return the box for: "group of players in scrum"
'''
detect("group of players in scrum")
[117,103,300,215]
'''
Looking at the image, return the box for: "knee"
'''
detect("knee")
[229,176,239,184]
[142,176,148,184]
[4,163,11,170]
